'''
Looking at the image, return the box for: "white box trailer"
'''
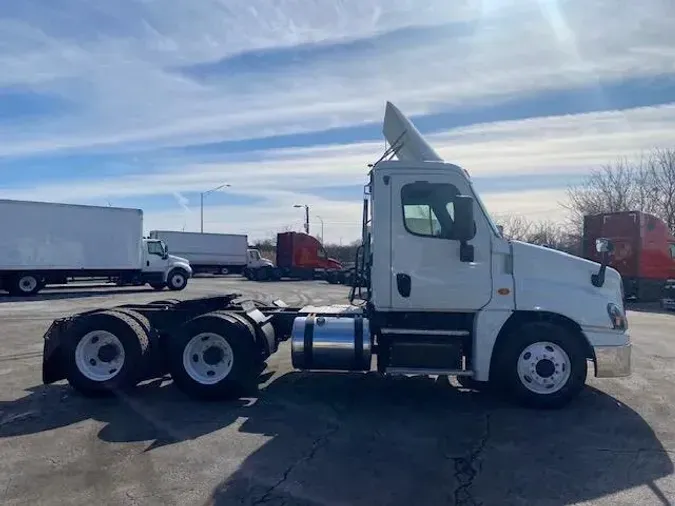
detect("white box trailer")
[149,230,272,275]
[0,199,192,296]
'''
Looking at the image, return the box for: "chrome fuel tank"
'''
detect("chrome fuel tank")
[291,315,371,371]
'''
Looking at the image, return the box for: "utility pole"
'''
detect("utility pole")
[293,204,310,234]
[200,184,230,233]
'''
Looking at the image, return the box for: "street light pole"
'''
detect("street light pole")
[200,183,230,233]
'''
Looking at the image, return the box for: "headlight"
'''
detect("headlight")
[607,303,627,330]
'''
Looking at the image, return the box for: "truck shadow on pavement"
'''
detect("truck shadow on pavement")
[0,372,672,506]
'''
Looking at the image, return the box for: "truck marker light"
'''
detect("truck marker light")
[497,288,510,295]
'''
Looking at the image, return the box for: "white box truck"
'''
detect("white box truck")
[148,230,272,275]
[41,102,630,409]
[0,200,192,296]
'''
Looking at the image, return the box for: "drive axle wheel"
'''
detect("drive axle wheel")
[64,311,150,396]
[494,321,587,409]
[168,312,258,400]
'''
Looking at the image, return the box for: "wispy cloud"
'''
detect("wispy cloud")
[1,0,674,158]
[0,0,674,242]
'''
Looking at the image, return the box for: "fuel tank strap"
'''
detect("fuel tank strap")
[303,314,315,369]
[354,315,364,371]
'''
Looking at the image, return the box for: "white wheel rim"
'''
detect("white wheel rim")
[171,273,185,288]
[182,332,233,385]
[19,276,37,293]
[75,330,125,381]
[517,341,571,395]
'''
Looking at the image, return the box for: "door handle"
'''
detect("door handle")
[396,273,411,298]
[147,260,150,267]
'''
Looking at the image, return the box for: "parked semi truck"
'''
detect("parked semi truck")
[40,102,630,409]
[0,200,192,296]
[148,230,272,275]
[244,231,342,281]
[583,211,675,301]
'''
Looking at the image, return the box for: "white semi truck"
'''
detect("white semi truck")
[148,230,272,275]
[40,102,630,409]
[0,200,192,296]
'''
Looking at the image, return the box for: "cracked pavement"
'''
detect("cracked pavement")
[0,278,674,506]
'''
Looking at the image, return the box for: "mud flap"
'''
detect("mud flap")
[42,319,67,384]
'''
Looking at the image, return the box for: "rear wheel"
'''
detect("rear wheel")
[168,312,259,400]
[64,311,150,396]
[8,273,42,296]
[493,321,587,409]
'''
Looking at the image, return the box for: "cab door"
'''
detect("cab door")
[144,240,167,273]
[389,174,493,312]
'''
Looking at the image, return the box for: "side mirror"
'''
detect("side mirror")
[453,195,475,242]
[496,224,504,236]
[453,195,475,263]
[592,238,614,287]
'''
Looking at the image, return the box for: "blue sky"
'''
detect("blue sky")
[1,0,674,242]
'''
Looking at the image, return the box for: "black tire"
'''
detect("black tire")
[63,311,150,397]
[167,268,189,291]
[8,273,42,296]
[149,282,166,291]
[493,321,587,409]
[254,268,269,282]
[167,311,259,400]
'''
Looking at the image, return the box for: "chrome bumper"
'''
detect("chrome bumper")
[594,343,632,378]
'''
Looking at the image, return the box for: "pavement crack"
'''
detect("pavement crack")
[452,414,491,506]
[252,423,341,505]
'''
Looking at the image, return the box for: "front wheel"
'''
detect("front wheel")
[493,321,587,409]
[167,269,189,291]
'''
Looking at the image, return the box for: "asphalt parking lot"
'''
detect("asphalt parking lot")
[0,277,673,506]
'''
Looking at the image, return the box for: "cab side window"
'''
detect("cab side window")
[147,241,164,256]
[669,243,675,259]
[401,182,460,239]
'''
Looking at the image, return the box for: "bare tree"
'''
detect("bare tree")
[497,215,533,242]
[496,215,581,255]
[564,148,675,231]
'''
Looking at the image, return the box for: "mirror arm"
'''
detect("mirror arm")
[592,251,608,287]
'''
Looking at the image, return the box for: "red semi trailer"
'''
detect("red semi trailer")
[244,231,342,281]
[583,211,675,301]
